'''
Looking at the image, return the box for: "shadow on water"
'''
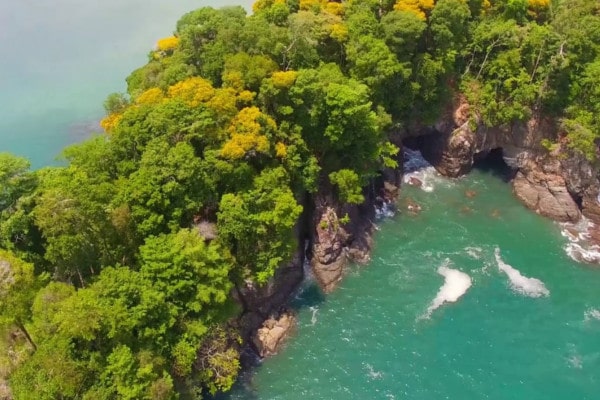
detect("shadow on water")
[472,147,516,182]
[213,279,326,400]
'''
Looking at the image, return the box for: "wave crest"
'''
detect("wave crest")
[421,260,472,319]
[494,248,549,298]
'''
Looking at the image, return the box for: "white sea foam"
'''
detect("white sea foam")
[494,248,549,297]
[364,363,383,380]
[565,243,600,264]
[402,148,442,193]
[584,308,600,322]
[421,260,472,319]
[464,246,483,260]
[560,217,600,264]
[309,306,318,326]
[375,201,396,219]
[403,147,432,172]
[567,354,583,369]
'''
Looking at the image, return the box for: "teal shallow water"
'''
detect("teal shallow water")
[0,0,249,167]
[228,166,600,400]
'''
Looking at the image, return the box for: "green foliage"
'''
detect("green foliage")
[218,167,302,283]
[329,169,365,204]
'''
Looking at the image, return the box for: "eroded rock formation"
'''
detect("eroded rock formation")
[416,96,600,225]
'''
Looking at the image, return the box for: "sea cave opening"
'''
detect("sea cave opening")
[472,147,516,182]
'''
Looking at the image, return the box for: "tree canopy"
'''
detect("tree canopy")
[1,0,599,398]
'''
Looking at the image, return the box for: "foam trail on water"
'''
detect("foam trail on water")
[560,217,600,264]
[584,308,600,322]
[494,248,549,297]
[309,306,318,326]
[464,246,483,260]
[421,260,472,319]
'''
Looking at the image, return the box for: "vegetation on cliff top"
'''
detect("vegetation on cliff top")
[1,0,599,398]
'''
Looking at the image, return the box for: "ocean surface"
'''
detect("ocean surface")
[0,0,249,167]
[226,151,600,400]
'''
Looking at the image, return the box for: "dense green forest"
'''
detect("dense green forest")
[1,0,599,398]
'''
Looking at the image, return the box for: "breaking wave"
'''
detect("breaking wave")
[421,260,472,319]
[560,217,600,264]
[402,148,446,193]
[494,248,549,297]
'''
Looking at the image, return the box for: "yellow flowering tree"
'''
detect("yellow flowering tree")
[156,36,180,53]
[167,77,216,107]
[394,0,435,20]
[221,107,275,159]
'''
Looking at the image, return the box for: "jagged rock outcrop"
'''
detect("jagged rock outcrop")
[312,206,349,292]
[309,177,396,293]
[416,95,600,224]
[512,155,581,222]
[252,313,295,357]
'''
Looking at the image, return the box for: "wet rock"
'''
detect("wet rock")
[407,177,423,187]
[420,125,476,178]
[582,194,600,225]
[253,313,295,357]
[383,181,399,200]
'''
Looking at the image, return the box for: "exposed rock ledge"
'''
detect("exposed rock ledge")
[252,313,295,357]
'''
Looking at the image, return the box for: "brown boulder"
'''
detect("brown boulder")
[407,177,423,187]
[253,313,295,357]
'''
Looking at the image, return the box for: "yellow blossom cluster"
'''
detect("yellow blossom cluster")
[528,0,549,8]
[156,36,180,52]
[324,1,344,16]
[330,23,349,43]
[253,0,287,13]
[100,112,122,133]
[271,71,299,89]
[393,0,435,21]
[167,77,216,107]
[275,142,288,158]
[135,87,165,105]
[221,107,275,159]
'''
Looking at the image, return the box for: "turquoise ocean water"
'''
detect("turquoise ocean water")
[0,0,248,167]
[3,2,600,399]
[227,154,600,400]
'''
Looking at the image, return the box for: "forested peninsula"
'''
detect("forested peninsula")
[1,0,600,398]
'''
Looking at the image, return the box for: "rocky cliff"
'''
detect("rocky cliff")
[415,96,600,225]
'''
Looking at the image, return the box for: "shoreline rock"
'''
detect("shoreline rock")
[414,96,598,225]
[512,155,581,222]
[252,313,296,357]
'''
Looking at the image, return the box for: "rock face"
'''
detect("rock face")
[311,203,374,293]
[236,247,304,341]
[512,155,581,222]
[252,313,295,357]
[420,124,475,177]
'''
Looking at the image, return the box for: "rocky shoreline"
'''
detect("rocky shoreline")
[241,96,600,362]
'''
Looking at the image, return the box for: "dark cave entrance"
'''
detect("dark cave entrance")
[472,147,516,182]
